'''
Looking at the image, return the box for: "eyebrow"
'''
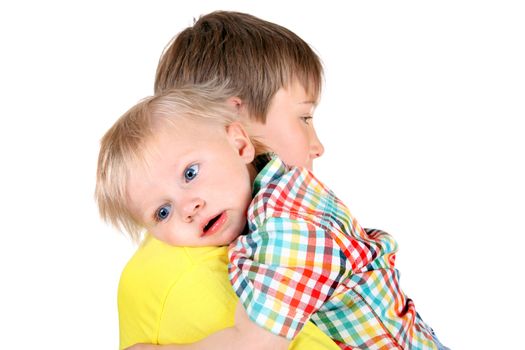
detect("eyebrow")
[298,100,317,107]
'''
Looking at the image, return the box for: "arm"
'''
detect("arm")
[126,302,290,350]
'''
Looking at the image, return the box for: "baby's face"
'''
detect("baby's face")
[126,120,254,247]
[245,79,325,170]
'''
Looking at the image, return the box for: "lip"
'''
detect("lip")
[201,211,228,237]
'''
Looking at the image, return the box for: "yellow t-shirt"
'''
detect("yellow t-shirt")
[118,235,339,349]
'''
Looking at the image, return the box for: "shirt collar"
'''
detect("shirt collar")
[252,153,289,195]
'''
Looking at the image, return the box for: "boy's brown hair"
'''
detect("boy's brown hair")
[155,11,323,122]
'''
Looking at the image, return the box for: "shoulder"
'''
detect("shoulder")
[119,235,192,290]
[118,235,236,346]
[255,155,331,198]
[251,162,334,222]
[119,234,230,300]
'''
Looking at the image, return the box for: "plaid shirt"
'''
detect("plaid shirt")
[229,155,438,349]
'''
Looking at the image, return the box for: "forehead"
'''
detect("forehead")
[123,118,208,180]
[293,72,321,103]
[301,81,321,105]
[145,118,224,157]
[125,122,219,208]
[274,80,318,107]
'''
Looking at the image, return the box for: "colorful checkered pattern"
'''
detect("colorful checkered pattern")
[229,155,438,349]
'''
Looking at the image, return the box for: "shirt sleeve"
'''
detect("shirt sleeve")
[229,215,347,340]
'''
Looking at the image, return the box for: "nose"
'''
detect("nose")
[181,198,205,222]
[310,129,325,160]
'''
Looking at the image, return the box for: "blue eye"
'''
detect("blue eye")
[155,204,171,222]
[184,164,199,182]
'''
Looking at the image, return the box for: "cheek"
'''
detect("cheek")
[151,221,186,246]
[242,186,252,207]
[280,136,310,166]
[269,129,301,153]
[219,163,252,197]
[149,229,169,245]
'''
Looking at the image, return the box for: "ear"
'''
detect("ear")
[226,122,255,164]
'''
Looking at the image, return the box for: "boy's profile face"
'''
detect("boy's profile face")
[126,119,255,247]
[245,80,325,171]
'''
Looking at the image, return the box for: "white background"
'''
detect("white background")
[1,1,523,349]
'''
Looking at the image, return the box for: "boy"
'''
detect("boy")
[96,85,444,349]
[116,11,333,349]
[154,10,324,169]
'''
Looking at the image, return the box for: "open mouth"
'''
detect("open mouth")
[202,212,226,236]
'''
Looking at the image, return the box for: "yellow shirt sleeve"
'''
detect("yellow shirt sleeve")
[118,235,339,349]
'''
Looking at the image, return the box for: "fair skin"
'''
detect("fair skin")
[126,119,290,350]
[127,120,255,247]
[241,79,324,171]
[127,81,324,349]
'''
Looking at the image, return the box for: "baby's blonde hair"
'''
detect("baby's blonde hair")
[95,84,239,242]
